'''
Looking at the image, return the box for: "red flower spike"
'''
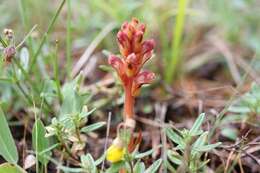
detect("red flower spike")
[108,55,125,78]
[138,23,146,33]
[142,39,155,55]
[132,71,155,96]
[133,31,144,53]
[108,18,155,120]
[117,31,130,57]
[125,53,139,77]
[142,50,153,65]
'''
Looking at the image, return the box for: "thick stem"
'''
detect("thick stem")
[124,80,134,119]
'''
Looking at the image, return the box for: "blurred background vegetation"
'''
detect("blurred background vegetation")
[1,0,260,129]
[0,0,260,172]
[1,0,259,82]
[1,0,260,120]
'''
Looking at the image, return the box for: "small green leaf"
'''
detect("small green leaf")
[0,108,18,163]
[81,122,106,133]
[94,154,105,166]
[165,128,185,148]
[144,159,162,173]
[134,161,145,173]
[167,150,182,165]
[98,64,113,72]
[79,108,96,119]
[135,145,161,159]
[192,131,208,149]
[190,113,205,136]
[39,143,60,155]
[0,163,26,173]
[194,142,222,152]
[32,119,50,165]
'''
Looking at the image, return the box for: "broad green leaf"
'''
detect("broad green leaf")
[81,122,106,134]
[32,119,50,165]
[134,161,145,173]
[106,161,125,173]
[0,163,26,173]
[0,108,18,163]
[60,74,90,119]
[221,127,238,140]
[190,113,205,136]
[40,80,57,103]
[144,159,162,173]
[165,128,185,148]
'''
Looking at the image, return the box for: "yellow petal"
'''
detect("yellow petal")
[106,145,125,163]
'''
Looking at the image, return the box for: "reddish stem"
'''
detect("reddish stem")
[124,79,134,119]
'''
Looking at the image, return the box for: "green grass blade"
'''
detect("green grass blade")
[165,0,189,83]
[29,0,66,73]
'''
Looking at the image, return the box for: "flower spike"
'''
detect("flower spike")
[107,19,155,163]
[108,18,156,125]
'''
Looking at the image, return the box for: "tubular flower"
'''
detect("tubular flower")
[108,18,156,122]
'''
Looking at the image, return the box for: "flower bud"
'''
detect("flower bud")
[3,46,16,63]
[3,28,14,39]
[132,71,155,96]
[108,55,124,77]
[125,53,138,77]
[117,31,130,57]
[142,39,155,55]
[133,31,144,53]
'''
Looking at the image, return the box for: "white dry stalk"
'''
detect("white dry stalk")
[72,22,117,77]
[101,112,112,172]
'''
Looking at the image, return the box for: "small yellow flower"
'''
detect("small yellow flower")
[106,137,125,163]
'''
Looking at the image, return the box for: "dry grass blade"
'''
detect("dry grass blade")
[209,35,241,85]
[72,22,117,77]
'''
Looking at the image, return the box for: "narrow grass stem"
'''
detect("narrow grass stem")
[11,66,33,106]
[66,0,72,78]
[30,0,66,73]
[53,42,63,104]
[19,0,34,55]
[13,58,54,114]
[33,104,39,173]
[0,36,7,48]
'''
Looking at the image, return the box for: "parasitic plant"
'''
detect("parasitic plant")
[108,18,156,128]
[106,18,156,165]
